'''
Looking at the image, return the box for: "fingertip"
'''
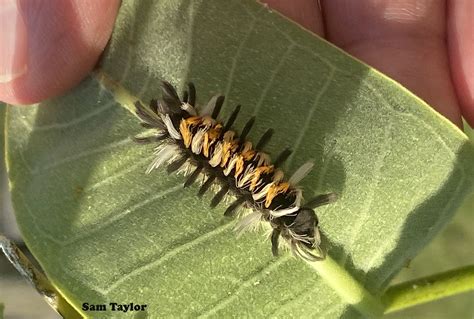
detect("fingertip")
[0,0,28,85]
[322,0,462,127]
[0,0,120,105]
[448,0,474,128]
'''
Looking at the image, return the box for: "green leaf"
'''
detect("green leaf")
[5,0,474,317]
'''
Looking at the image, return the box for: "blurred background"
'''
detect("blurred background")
[0,104,473,318]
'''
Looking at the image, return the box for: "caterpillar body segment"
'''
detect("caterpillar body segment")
[134,81,336,261]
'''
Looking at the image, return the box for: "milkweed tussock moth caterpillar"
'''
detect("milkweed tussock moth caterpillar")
[134,81,336,261]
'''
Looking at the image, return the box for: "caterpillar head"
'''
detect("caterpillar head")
[272,208,325,261]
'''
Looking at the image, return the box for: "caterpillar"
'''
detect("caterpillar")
[134,81,336,261]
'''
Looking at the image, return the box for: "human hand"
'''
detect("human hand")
[1,0,472,130]
[0,0,120,105]
[262,0,473,129]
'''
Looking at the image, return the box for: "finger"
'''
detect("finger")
[321,0,462,127]
[448,0,474,127]
[261,0,325,36]
[0,0,120,105]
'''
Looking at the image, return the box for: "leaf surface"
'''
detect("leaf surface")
[5,0,474,317]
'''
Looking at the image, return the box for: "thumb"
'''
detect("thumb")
[0,0,120,105]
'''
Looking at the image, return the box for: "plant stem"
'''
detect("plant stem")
[93,70,139,115]
[307,256,385,318]
[0,235,82,319]
[382,265,474,314]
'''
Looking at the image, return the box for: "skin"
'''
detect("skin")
[0,0,472,129]
[262,0,473,128]
[0,0,120,104]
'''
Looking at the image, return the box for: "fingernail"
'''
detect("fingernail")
[0,0,28,83]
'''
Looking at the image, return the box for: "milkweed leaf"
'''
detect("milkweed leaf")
[5,0,474,317]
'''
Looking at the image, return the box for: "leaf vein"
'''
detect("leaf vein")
[287,68,336,167]
[31,102,114,132]
[340,123,393,266]
[251,44,294,116]
[197,255,291,318]
[32,138,132,174]
[102,221,235,294]
[64,184,182,246]
[223,14,257,101]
